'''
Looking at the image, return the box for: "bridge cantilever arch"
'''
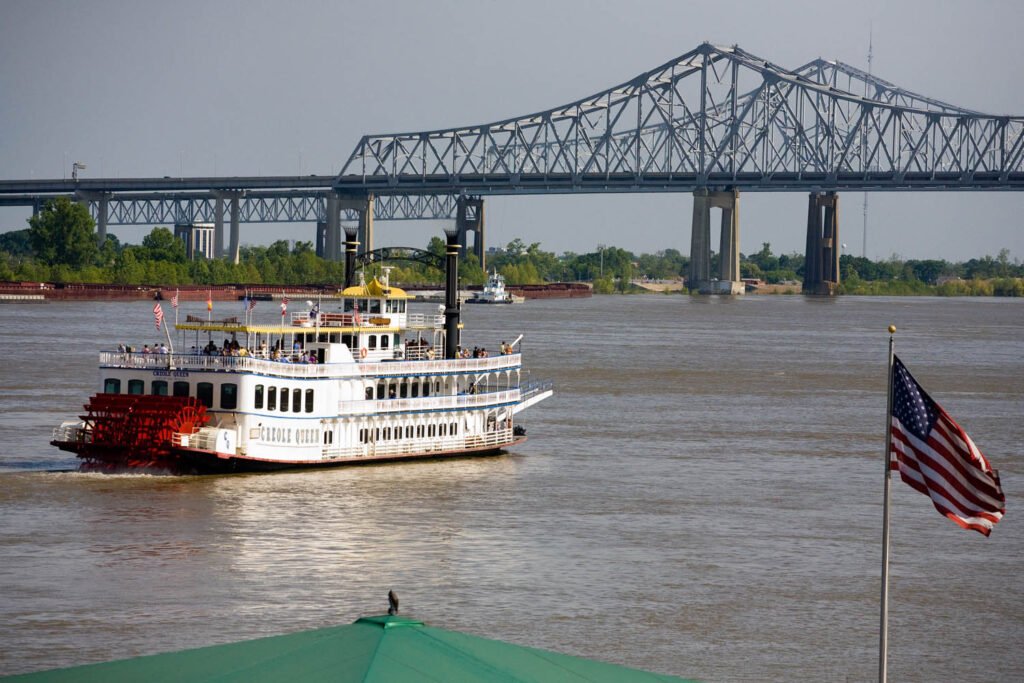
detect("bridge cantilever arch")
[335,42,1024,293]
[2,43,1022,291]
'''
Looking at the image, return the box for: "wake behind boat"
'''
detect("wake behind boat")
[51,250,552,473]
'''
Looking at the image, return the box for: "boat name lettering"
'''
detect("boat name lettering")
[153,370,190,377]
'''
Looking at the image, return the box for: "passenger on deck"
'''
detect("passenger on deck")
[142,344,151,354]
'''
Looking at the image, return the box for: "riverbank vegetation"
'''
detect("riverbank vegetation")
[1,197,1021,296]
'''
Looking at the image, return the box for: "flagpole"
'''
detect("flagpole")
[879,324,896,683]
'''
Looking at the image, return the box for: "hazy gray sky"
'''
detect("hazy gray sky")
[2,0,1022,261]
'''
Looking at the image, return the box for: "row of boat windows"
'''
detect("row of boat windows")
[342,298,406,314]
[303,332,400,348]
[254,385,315,413]
[104,378,237,410]
[367,380,443,400]
[358,422,459,444]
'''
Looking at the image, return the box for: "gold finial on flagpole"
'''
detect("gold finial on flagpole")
[888,325,896,334]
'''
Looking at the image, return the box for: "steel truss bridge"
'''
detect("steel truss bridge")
[1,43,1021,288]
[338,43,1023,195]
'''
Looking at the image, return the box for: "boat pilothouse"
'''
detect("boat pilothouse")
[51,266,553,473]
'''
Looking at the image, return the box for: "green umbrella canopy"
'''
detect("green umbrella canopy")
[5,615,698,682]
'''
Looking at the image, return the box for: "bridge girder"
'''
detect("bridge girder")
[337,43,1024,194]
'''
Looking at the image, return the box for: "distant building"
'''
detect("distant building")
[174,223,215,260]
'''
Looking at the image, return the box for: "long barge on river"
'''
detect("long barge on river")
[51,268,552,474]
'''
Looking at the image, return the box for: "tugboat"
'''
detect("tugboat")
[51,239,552,473]
[466,270,523,304]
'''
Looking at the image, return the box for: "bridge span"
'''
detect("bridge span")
[2,43,1022,293]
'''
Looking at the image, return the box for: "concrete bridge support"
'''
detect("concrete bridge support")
[325,192,341,261]
[228,196,240,264]
[213,196,224,259]
[803,192,840,295]
[456,196,485,269]
[96,194,108,247]
[689,189,742,294]
[340,195,374,256]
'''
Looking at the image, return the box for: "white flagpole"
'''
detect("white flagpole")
[879,325,896,683]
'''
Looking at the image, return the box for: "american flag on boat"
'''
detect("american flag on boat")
[281,297,288,316]
[889,355,1006,536]
[171,291,178,308]
[248,298,257,312]
[153,302,164,330]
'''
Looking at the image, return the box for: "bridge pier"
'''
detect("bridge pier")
[340,195,374,255]
[689,189,742,294]
[456,196,485,269]
[213,196,224,259]
[802,192,840,295]
[96,194,108,247]
[325,192,341,260]
[228,195,240,264]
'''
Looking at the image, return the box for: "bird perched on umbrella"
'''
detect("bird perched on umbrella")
[387,590,399,616]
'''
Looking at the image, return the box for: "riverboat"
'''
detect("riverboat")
[466,270,523,304]
[51,269,552,474]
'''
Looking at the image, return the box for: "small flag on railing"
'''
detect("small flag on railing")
[889,355,1006,535]
[248,298,257,312]
[172,291,179,308]
[281,297,289,316]
[207,293,213,311]
[154,302,164,330]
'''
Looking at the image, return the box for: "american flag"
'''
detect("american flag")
[248,298,257,312]
[172,291,179,308]
[889,355,1005,536]
[281,297,288,316]
[153,302,164,330]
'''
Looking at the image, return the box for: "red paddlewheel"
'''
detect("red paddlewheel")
[75,393,210,471]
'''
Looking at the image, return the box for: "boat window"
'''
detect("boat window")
[411,382,419,398]
[369,299,381,313]
[152,380,168,396]
[343,298,353,312]
[128,379,145,395]
[383,427,390,440]
[381,335,389,349]
[376,381,385,399]
[359,428,368,443]
[388,383,397,398]
[428,424,436,437]
[196,382,213,407]
[358,298,368,313]
[400,300,406,312]
[423,382,430,397]
[173,381,189,397]
[280,387,289,412]
[450,422,458,435]
[405,426,413,438]
[292,389,301,412]
[416,425,424,438]
[439,423,446,436]
[365,386,373,400]
[104,378,121,394]
[254,385,264,409]
[221,383,238,410]
[374,428,380,442]
[329,333,339,343]
[305,389,314,412]
[342,334,354,348]
[368,335,377,349]
[385,300,392,313]
[393,333,400,348]
[267,387,277,411]
[399,382,408,398]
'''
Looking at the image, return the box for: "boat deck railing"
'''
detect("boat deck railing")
[99,350,522,379]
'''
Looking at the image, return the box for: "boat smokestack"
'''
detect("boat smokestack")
[344,227,360,289]
[444,228,461,359]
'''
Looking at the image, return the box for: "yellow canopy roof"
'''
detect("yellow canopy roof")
[341,277,410,299]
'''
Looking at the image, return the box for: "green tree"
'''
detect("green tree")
[140,227,187,263]
[28,197,98,267]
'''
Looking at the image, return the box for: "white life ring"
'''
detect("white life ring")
[360,347,367,358]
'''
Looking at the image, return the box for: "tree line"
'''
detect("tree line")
[1,197,1021,296]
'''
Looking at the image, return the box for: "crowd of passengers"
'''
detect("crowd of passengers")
[116,338,517,362]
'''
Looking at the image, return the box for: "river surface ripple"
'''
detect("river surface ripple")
[0,295,1021,680]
